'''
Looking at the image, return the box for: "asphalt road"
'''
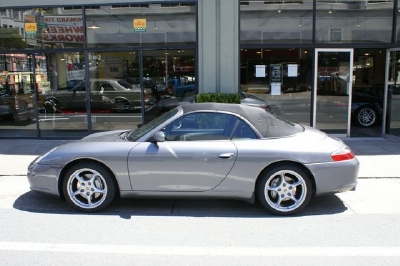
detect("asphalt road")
[0,175,400,266]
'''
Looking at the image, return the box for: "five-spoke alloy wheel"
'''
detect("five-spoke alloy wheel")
[257,164,312,215]
[63,162,116,212]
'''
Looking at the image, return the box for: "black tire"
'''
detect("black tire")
[62,162,117,212]
[257,164,312,215]
[355,106,377,127]
[44,98,60,113]
[112,98,130,113]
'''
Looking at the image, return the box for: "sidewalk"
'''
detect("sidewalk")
[339,136,400,178]
[0,137,399,178]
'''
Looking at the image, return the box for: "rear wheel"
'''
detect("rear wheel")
[355,106,377,127]
[257,164,312,215]
[62,162,117,212]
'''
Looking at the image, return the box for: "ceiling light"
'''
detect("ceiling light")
[88,22,100,29]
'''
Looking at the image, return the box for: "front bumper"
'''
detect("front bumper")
[27,162,62,196]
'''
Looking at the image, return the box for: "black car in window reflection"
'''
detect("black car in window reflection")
[318,83,400,127]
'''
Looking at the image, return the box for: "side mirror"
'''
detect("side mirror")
[149,131,165,143]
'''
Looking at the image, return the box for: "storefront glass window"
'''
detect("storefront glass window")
[0,53,41,138]
[240,48,312,126]
[240,0,313,44]
[0,7,84,50]
[316,0,394,44]
[85,4,196,48]
[0,2,196,138]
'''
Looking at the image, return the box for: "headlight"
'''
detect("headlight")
[29,147,58,168]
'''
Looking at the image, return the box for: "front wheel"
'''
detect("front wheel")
[257,164,312,215]
[62,162,117,212]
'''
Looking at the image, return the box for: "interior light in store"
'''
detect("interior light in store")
[364,51,370,56]
[88,22,100,29]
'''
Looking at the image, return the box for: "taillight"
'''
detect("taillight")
[331,146,355,161]
[166,86,174,94]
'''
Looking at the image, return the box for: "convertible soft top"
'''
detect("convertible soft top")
[180,102,304,138]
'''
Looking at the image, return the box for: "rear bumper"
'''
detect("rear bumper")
[306,157,359,196]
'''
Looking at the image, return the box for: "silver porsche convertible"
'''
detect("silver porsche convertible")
[28,103,359,215]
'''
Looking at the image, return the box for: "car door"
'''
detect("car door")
[128,112,239,191]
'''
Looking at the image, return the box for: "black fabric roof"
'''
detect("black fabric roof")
[180,103,303,138]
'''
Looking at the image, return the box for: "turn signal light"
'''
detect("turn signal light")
[331,146,355,161]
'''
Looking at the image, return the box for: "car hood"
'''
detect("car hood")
[80,129,129,142]
[35,130,136,165]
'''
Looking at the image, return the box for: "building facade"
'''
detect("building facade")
[0,0,399,139]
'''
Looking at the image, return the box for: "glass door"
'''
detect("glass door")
[314,49,353,137]
[386,49,400,137]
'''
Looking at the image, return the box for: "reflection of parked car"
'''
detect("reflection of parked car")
[164,72,196,98]
[44,79,156,113]
[144,90,273,123]
[165,78,196,97]
[94,79,156,112]
[351,85,385,127]
[318,84,399,127]
[0,85,42,121]
[28,103,359,215]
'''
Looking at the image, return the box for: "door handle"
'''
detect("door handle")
[218,153,234,159]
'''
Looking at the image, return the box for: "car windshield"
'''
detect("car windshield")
[126,107,179,141]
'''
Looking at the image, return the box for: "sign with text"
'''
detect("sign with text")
[255,65,266,77]
[270,64,283,84]
[288,64,298,77]
[41,16,84,43]
[133,19,147,32]
[25,23,37,38]
[105,57,124,78]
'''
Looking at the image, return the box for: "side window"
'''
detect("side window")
[164,112,238,141]
[92,81,102,92]
[232,120,258,140]
[102,83,115,92]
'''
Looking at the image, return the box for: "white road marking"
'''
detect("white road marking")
[0,242,399,257]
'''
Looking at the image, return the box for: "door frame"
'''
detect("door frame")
[383,48,400,137]
[313,48,354,137]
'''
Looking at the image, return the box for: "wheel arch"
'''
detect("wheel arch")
[112,96,130,103]
[57,158,120,200]
[254,160,316,199]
